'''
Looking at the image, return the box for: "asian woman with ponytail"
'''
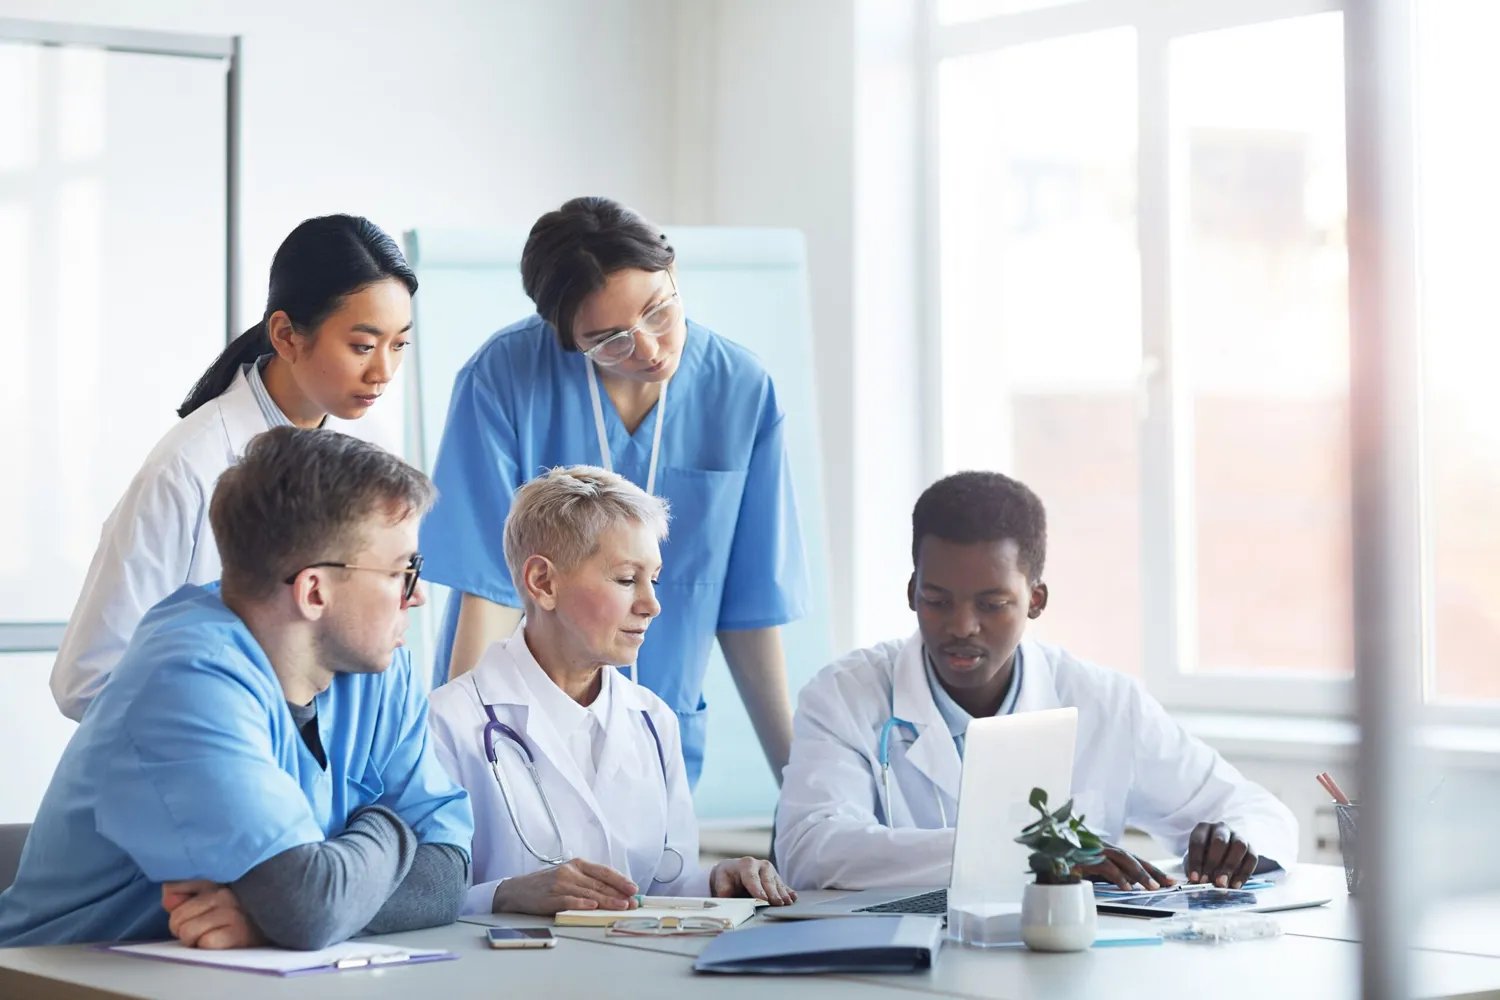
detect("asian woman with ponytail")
[49,214,416,720]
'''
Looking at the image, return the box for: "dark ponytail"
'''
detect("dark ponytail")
[178,214,418,417]
[520,197,675,351]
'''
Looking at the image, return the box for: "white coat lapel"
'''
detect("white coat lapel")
[591,673,667,875]
[890,634,963,805]
[595,669,653,787]
[217,369,273,457]
[1012,638,1063,715]
[477,638,608,828]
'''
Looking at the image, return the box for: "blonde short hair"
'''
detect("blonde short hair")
[503,466,670,596]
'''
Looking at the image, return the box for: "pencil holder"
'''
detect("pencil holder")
[1334,803,1359,895]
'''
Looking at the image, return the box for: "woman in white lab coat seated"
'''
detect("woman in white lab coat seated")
[427,465,796,916]
[49,215,414,721]
[776,471,1299,893]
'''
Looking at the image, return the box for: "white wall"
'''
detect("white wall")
[0,656,76,823]
[0,0,935,822]
[669,0,860,656]
[7,0,925,663]
[852,0,928,645]
[0,0,681,822]
[670,0,932,657]
[0,0,681,319]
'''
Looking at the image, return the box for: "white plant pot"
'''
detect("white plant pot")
[1020,880,1097,953]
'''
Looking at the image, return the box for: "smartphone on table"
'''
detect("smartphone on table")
[486,927,557,949]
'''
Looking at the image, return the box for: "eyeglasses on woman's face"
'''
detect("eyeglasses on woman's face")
[580,274,682,366]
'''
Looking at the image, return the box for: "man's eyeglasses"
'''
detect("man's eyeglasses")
[580,273,682,367]
[283,553,424,602]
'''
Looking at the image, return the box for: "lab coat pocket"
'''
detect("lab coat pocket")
[654,467,748,585]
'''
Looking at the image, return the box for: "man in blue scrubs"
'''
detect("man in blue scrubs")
[0,428,473,948]
[421,197,809,787]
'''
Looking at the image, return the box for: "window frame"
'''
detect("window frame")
[923,0,1488,721]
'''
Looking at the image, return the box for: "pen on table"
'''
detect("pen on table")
[630,895,714,908]
[334,952,409,969]
[1100,882,1240,896]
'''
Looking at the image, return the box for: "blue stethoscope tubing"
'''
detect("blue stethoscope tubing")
[475,676,685,883]
[877,654,1024,829]
[878,718,947,829]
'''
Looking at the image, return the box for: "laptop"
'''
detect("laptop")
[767,707,1079,919]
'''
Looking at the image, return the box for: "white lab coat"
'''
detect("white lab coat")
[49,370,378,720]
[775,633,1299,891]
[427,630,708,915]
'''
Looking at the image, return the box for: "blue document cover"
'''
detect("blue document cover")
[693,916,944,975]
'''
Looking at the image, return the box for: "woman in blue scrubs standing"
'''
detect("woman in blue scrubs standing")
[420,197,808,788]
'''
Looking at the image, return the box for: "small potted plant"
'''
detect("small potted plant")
[1013,787,1105,952]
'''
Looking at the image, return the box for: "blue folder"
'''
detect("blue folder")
[692,916,944,975]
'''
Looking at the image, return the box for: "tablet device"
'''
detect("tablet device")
[1097,888,1261,918]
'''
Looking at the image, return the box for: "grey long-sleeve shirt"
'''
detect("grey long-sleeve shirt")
[225,702,471,951]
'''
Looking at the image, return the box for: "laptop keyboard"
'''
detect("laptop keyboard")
[853,889,948,915]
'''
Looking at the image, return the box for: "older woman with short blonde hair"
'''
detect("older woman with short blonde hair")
[427,466,795,916]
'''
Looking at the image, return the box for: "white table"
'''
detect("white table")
[3,866,1498,1000]
[1271,867,1500,959]
[0,924,924,1000]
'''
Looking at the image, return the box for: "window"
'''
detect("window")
[1168,14,1352,680]
[932,0,1361,714]
[1417,0,1500,706]
[938,29,1142,675]
[935,0,1500,716]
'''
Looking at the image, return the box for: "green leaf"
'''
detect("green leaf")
[1017,786,1115,879]
[1042,835,1078,858]
[1018,816,1049,837]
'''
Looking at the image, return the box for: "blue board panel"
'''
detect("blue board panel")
[403,227,833,821]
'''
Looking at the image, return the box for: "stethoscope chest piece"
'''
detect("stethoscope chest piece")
[654,846,685,883]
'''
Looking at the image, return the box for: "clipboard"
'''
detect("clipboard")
[99,940,456,977]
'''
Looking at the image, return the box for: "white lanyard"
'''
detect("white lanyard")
[585,359,668,497]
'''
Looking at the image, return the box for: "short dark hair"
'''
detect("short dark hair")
[210,427,436,600]
[520,196,675,351]
[911,471,1048,582]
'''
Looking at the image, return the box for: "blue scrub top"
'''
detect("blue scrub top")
[0,586,473,947]
[421,315,809,785]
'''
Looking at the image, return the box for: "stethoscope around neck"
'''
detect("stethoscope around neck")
[876,651,1025,829]
[474,676,686,884]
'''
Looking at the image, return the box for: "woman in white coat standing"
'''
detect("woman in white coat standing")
[49,215,416,720]
[776,471,1299,892]
[428,466,796,916]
